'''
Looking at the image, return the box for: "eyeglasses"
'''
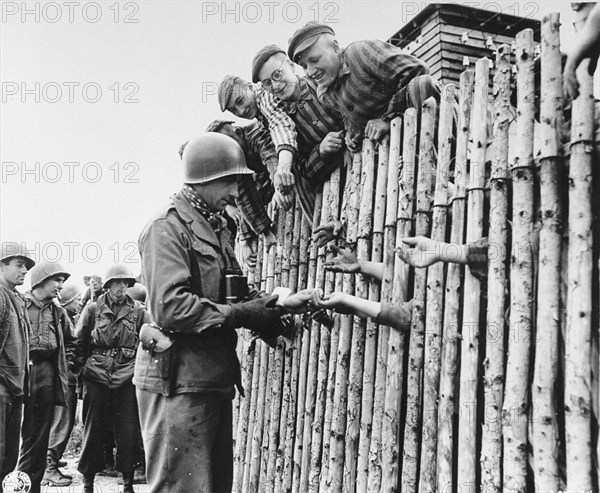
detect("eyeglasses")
[261,58,288,89]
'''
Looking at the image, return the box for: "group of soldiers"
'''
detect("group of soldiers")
[0,255,150,493]
[1,10,599,493]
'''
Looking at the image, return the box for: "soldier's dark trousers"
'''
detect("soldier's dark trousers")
[78,378,140,476]
[0,387,23,485]
[17,360,56,493]
[47,383,77,466]
[137,389,233,493]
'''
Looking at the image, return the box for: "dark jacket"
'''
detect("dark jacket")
[76,293,150,389]
[0,282,30,396]
[135,192,254,398]
[24,293,75,406]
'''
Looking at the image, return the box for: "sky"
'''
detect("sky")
[0,0,594,292]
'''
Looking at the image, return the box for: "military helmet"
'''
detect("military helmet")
[127,283,147,303]
[30,262,70,290]
[182,133,252,184]
[1,242,36,270]
[59,284,81,306]
[103,265,136,289]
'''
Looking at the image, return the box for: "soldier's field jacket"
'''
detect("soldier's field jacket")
[135,192,256,398]
[76,292,150,389]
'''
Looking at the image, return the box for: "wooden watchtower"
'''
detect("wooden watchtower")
[388,3,541,86]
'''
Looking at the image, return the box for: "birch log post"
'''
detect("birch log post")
[368,119,401,493]
[319,171,345,492]
[309,169,342,492]
[292,189,323,493]
[565,4,595,490]
[290,215,313,493]
[401,97,438,492]
[344,139,376,490]
[457,57,489,492]
[356,137,388,493]
[280,203,305,493]
[297,186,325,492]
[436,70,474,493]
[503,29,535,493]
[418,85,455,493]
[258,229,278,492]
[382,109,418,493]
[325,151,362,493]
[531,13,563,491]
[265,212,286,492]
[480,46,510,493]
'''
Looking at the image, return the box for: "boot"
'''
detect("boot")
[83,474,95,493]
[42,456,72,487]
[122,471,135,493]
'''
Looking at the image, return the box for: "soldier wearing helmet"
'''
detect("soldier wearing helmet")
[43,283,82,487]
[136,133,313,492]
[74,264,151,493]
[0,242,35,486]
[17,261,76,492]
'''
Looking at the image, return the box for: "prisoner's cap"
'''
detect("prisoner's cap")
[218,75,245,112]
[251,45,286,83]
[288,22,335,63]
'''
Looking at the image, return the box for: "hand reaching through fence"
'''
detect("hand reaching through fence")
[313,221,346,247]
[323,245,361,273]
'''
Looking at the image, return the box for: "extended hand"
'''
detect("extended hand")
[313,221,345,248]
[312,289,352,315]
[282,288,318,314]
[272,190,295,210]
[263,230,277,252]
[323,244,360,273]
[396,236,440,268]
[274,165,295,195]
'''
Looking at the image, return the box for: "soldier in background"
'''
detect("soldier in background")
[0,243,35,486]
[75,265,151,493]
[42,284,81,486]
[18,262,75,493]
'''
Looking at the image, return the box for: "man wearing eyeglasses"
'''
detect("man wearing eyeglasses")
[252,44,346,225]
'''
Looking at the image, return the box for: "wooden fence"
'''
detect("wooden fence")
[232,14,599,493]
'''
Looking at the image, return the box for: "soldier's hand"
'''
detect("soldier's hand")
[231,294,282,333]
[324,245,361,273]
[225,204,242,224]
[319,131,345,155]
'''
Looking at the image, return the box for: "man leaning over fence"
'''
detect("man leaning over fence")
[289,22,438,153]
[252,44,346,224]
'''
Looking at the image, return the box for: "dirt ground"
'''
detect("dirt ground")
[41,421,150,493]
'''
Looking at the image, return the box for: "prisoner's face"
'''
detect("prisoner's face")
[226,83,258,120]
[257,55,299,102]
[296,35,341,90]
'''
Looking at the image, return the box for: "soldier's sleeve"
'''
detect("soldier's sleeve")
[138,215,235,334]
[61,310,77,373]
[72,304,94,372]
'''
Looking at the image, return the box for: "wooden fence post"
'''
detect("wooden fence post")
[457,57,489,492]
[419,84,455,492]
